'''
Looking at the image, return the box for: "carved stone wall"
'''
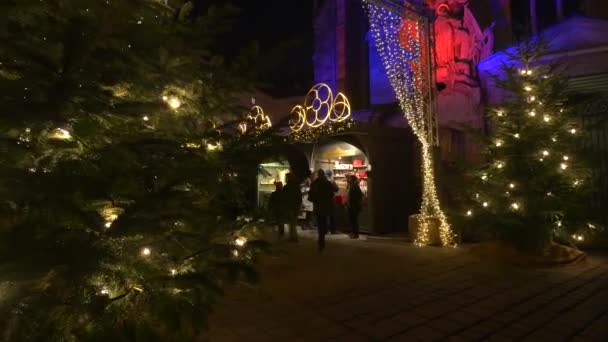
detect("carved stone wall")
[425,0,494,133]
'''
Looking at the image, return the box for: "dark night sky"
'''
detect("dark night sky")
[205,0,315,97]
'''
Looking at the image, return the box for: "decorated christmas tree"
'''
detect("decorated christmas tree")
[0,1,270,340]
[459,40,600,252]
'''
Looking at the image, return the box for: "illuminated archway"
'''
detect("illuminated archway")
[364,0,455,246]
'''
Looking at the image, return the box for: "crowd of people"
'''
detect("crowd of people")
[268,169,364,251]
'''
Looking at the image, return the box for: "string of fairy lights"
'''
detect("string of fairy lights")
[17,90,249,298]
[364,0,455,246]
[465,64,590,242]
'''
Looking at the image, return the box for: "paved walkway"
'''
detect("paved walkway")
[209,232,608,341]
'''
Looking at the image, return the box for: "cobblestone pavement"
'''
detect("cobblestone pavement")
[209,232,608,341]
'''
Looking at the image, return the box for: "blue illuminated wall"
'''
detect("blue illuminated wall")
[313,0,397,108]
[367,32,398,105]
[313,0,337,92]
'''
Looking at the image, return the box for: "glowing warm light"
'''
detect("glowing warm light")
[142,115,149,121]
[514,133,520,139]
[543,115,551,122]
[496,162,504,169]
[168,97,181,109]
[104,222,112,228]
[50,128,72,140]
[542,150,550,156]
[235,237,247,247]
[100,288,109,295]
[171,269,177,276]
[572,234,584,242]
[495,140,503,147]
[481,174,488,181]
[511,202,520,210]
[529,96,536,102]
[570,128,577,134]
[206,143,221,151]
[528,111,536,117]
[141,247,151,256]
[563,156,569,161]
[232,250,239,257]
[162,95,168,101]
[552,137,557,142]
[289,83,351,132]
[573,180,581,186]
[466,210,473,217]
[509,183,515,189]
[496,111,504,117]
[560,163,568,170]
[524,86,532,92]
[482,202,489,207]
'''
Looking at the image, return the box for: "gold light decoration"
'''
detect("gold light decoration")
[289,83,351,132]
[364,1,454,246]
[240,105,272,133]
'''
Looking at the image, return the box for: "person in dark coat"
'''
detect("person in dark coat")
[308,169,338,251]
[346,175,364,239]
[268,181,284,237]
[282,173,302,242]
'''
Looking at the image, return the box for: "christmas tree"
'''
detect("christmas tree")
[0,1,271,340]
[459,40,599,252]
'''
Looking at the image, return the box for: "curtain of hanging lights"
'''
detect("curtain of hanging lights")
[363,0,455,246]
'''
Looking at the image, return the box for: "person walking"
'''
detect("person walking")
[308,169,338,251]
[346,175,364,239]
[282,173,302,242]
[268,181,284,238]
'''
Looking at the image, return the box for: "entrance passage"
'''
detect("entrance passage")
[311,140,370,232]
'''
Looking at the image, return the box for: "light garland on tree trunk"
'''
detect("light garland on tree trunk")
[364,0,455,246]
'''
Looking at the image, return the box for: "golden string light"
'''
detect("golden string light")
[289,83,351,132]
[365,1,454,246]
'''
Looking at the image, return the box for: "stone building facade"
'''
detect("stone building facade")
[312,0,608,163]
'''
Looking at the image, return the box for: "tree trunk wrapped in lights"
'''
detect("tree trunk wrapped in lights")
[0,1,274,340]
[364,1,455,246]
